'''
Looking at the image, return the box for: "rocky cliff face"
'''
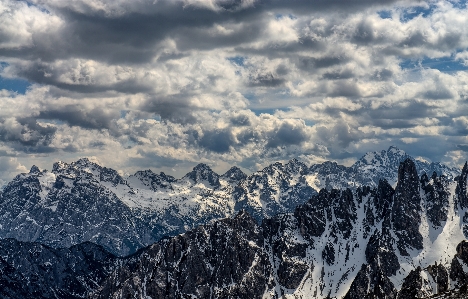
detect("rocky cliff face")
[91,158,468,298]
[94,211,273,299]
[0,238,118,299]
[1,157,468,298]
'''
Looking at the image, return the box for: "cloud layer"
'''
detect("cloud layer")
[0,0,467,181]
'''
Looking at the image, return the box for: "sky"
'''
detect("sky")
[0,0,468,184]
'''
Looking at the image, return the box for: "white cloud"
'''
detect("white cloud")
[0,0,467,178]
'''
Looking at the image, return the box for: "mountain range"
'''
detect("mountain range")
[0,146,460,256]
[1,146,468,298]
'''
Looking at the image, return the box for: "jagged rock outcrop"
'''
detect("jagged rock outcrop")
[0,238,117,299]
[93,158,468,299]
[421,172,450,227]
[392,158,423,256]
[94,211,273,299]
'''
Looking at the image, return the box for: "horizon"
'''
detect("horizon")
[2,145,465,186]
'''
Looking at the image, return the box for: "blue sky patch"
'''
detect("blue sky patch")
[400,4,437,22]
[227,56,245,67]
[399,56,468,73]
[377,10,392,19]
[0,62,32,94]
[0,76,31,94]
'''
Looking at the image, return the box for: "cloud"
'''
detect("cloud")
[0,117,56,152]
[199,129,235,153]
[266,120,308,148]
[0,0,467,179]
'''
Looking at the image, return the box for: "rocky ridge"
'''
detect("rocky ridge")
[0,146,461,256]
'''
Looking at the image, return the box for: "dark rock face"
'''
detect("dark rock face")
[94,211,273,299]
[294,190,327,240]
[422,172,450,227]
[427,263,449,294]
[397,266,425,299]
[455,163,468,238]
[373,179,395,223]
[344,263,397,299]
[450,240,468,287]
[365,229,399,277]
[392,159,423,256]
[0,238,117,299]
[456,162,468,210]
[262,214,309,292]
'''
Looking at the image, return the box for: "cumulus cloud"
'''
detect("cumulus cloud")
[0,0,467,178]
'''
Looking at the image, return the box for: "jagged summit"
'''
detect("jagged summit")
[221,166,247,183]
[183,163,221,188]
[29,165,41,174]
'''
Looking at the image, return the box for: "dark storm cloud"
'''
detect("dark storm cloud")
[371,69,394,81]
[259,0,401,13]
[249,73,285,87]
[328,81,361,98]
[0,1,263,66]
[199,129,235,153]
[367,100,438,123]
[443,118,468,136]
[322,69,355,80]
[316,121,366,149]
[2,0,403,66]
[38,106,120,131]
[0,117,57,152]
[236,129,260,144]
[266,122,308,148]
[230,114,251,126]
[142,98,198,124]
[418,84,455,100]
[10,61,155,94]
[299,56,349,71]
[351,20,381,45]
